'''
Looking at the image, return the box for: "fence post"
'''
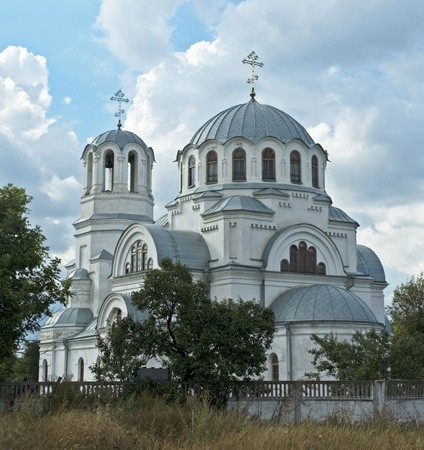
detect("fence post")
[294,381,302,423]
[373,380,385,416]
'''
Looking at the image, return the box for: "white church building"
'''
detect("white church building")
[39,78,388,382]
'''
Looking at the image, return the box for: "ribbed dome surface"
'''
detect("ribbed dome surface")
[45,307,93,327]
[190,98,314,146]
[92,128,147,149]
[357,245,386,283]
[271,285,378,324]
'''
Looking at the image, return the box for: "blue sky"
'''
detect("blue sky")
[2,0,424,302]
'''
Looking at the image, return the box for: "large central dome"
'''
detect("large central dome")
[190,97,315,147]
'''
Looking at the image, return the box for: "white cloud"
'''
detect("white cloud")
[96,0,184,69]
[0,46,54,140]
[63,96,72,105]
[41,175,81,203]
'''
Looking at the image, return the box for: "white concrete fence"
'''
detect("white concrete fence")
[1,380,424,422]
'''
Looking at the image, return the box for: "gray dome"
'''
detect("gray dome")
[92,128,147,150]
[190,97,314,147]
[357,245,386,283]
[45,307,93,327]
[270,284,378,324]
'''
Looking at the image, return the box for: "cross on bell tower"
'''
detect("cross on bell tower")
[242,51,264,98]
[110,89,129,128]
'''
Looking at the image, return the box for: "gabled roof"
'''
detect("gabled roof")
[203,195,275,216]
[329,206,358,226]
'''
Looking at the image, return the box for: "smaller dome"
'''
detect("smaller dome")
[92,128,147,150]
[357,245,386,283]
[45,307,93,328]
[271,284,378,324]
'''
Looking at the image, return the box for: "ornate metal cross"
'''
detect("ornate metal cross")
[242,51,264,97]
[110,89,129,128]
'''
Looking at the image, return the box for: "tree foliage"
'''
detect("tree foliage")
[93,258,276,390]
[308,274,424,380]
[308,329,391,380]
[0,184,70,363]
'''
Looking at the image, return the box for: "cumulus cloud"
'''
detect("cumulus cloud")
[0,46,55,140]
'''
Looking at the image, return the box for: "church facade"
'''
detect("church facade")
[39,90,387,382]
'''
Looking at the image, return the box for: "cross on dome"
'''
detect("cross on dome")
[110,89,129,129]
[242,51,264,98]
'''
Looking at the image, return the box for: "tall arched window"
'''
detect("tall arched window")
[298,241,307,273]
[290,150,301,183]
[307,247,317,273]
[142,243,148,270]
[233,148,246,181]
[42,359,48,381]
[128,151,137,192]
[188,156,196,187]
[206,150,218,183]
[136,241,143,272]
[131,244,137,272]
[262,148,275,181]
[270,353,279,381]
[285,243,325,274]
[78,358,84,382]
[311,155,319,188]
[104,150,114,191]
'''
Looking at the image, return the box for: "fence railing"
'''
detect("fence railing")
[1,380,424,402]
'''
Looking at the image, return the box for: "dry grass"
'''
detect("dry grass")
[0,396,423,449]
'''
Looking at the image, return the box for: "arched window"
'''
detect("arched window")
[290,245,298,272]
[142,243,148,270]
[128,151,137,192]
[317,262,326,275]
[232,148,246,181]
[290,150,301,183]
[104,150,114,191]
[125,262,131,274]
[147,258,154,270]
[311,155,319,188]
[86,152,93,195]
[42,359,48,381]
[298,241,307,273]
[78,358,84,382]
[131,244,137,272]
[280,259,290,272]
[188,156,196,187]
[262,148,275,181]
[270,353,279,381]
[286,242,325,274]
[206,150,218,183]
[136,241,143,271]
[108,307,123,329]
[307,247,317,273]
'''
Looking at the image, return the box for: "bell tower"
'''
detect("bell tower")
[68,91,155,312]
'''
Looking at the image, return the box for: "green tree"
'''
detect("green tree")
[93,258,275,398]
[389,273,424,335]
[308,329,391,380]
[308,274,424,380]
[0,184,70,365]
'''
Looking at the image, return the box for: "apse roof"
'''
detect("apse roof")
[270,284,379,324]
[91,128,147,150]
[144,225,211,271]
[190,97,315,147]
[357,245,386,283]
[44,307,93,328]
